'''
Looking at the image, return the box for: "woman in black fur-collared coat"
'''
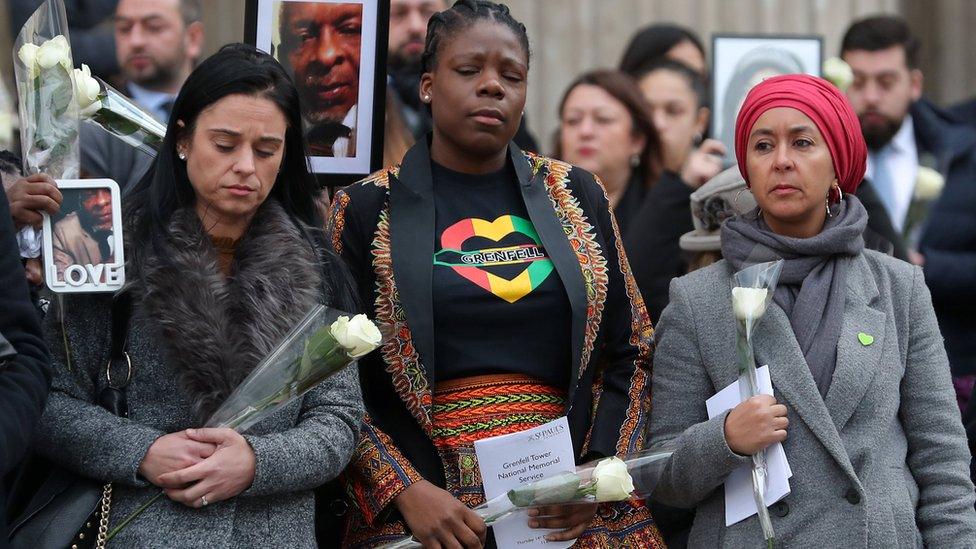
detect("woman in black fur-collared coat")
[33,44,363,548]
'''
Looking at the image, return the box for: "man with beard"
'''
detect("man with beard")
[278,2,363,157]
[842,16,976,413]
[387,0,444,138]
[51,188,115,283]
[81,0,204,189]
[385,0,538,151]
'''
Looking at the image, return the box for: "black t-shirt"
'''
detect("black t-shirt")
[430,160,572,389]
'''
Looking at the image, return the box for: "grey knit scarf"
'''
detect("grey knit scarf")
[721,196,867,397]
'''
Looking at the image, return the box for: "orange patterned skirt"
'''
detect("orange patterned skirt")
[344,374,664,548]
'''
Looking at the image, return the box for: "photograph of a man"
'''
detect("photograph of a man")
[277,1,363,157]
[52,188,115,282]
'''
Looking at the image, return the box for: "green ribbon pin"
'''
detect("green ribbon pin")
[858,332,874,346]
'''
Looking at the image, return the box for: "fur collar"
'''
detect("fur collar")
[132,199,323,422]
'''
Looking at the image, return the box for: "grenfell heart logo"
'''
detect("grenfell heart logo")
[434,215,554,303]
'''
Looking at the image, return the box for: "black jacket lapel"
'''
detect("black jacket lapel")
[389,140,437,384]
[511,144,587,401]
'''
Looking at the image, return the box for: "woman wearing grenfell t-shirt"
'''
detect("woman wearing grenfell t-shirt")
[326,2,664,547]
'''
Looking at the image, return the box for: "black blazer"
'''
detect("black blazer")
[327,139,654,524]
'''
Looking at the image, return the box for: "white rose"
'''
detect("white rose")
[36,35,72,71]
[72,64,102,117]
[592,457,635,502]
[330,314,382,358]
[17,44,41,73]
[731,287,769,321]
[914,166,945,201]
[823,57,854,92]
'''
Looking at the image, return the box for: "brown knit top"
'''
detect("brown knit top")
[211,235,240,277]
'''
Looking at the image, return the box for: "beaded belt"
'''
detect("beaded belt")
[431,373,566,450]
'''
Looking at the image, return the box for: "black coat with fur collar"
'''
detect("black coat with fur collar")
[35,199,363,547]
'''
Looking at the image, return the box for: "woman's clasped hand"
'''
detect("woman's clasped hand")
[152,429,257,508]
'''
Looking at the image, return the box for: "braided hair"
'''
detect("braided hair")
[420,0,530,73]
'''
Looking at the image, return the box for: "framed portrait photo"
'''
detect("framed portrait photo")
[246,0,389,187]
[42,179,125,294]
[711,34,823,163]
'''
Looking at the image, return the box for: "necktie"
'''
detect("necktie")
[159,98,174,122]
[871,148,899,226]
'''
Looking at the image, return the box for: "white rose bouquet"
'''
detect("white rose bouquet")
[14,8,78,180]
[107,305,383,540]
[71,64,166,156]
[12,0,80,258]
[731,260,785,549]
[380,446,675,549]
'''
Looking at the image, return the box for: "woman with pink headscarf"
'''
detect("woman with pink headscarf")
[648,74,976,547]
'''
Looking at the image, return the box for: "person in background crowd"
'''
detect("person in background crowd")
[618,23,707,77]
[387,0,539,151]
[554,70,662,235]
[388,0,446,135]
[0,164,50,549]
[556,69,704,325]
[277,1,363,158]
[81,0,204,190]
[637,60,724,187]
[626,60,728,323]
[842,15,976,410]
[651,73,976,547]
[34,44,363,547]
[329,2,663,546]
[0,152,61,287]
[383,89,416,166]
[10,0,119,78]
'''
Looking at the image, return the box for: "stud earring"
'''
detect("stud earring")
[423,94,431,103]
[178,151,186,160]
[630,153,640,167]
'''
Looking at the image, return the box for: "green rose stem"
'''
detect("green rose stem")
[106,331,351,541]
[736,319,776,549]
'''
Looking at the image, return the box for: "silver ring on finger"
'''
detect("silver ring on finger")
[200,495,209,507]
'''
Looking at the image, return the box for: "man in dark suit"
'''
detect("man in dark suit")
[0,178,50,548]
[842,15,976,390]
[81,0,204,189]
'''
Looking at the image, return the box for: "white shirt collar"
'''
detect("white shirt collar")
[889,115,915,155]
[128,83,176,122]
[330,105,358,158]
[866,115,918,232]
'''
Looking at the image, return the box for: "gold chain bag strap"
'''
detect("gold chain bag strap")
[89,349,130,549]
[89,294,133,549]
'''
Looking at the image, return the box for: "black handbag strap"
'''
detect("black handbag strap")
[100,293,133,416]
[110,292,132,364]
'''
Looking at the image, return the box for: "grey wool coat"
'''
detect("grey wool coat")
[34,200,363,548]
[649,250,976,548]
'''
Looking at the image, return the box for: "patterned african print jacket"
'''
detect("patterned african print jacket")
[327,139,657,544]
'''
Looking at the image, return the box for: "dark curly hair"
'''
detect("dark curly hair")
[420,0,530,74]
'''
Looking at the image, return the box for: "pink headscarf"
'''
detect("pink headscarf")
[734,74,867,197]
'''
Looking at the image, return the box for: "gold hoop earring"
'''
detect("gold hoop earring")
[733,188,746,207]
